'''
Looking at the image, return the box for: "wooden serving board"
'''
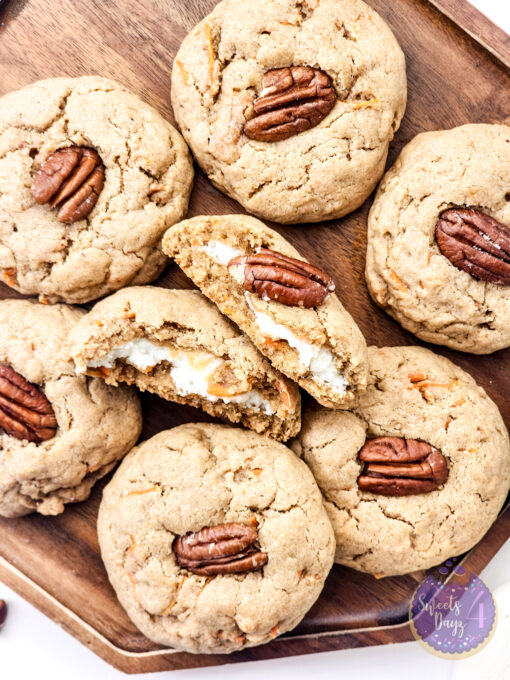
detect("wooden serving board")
[0,0,509,673]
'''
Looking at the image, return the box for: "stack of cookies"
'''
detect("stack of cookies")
[0,0,509,658]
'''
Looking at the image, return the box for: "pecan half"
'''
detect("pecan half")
[173,522,268,576]
[0,364,57,443]
[244,66,336,142]
[228,248,335,308]
[32,146,105,223]
[357,437,449,496]
[436,207,510,285]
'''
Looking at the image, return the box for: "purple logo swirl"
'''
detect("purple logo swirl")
[410,560,497,658]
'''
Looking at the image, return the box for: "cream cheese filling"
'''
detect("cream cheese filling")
[87,338,274,414]
[245,294,348,396]
[203,240,242,265]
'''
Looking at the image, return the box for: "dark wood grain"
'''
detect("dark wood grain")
[0,0,509,673]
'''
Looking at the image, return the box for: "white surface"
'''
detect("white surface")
[469,1,510,32]
[0,2,509,679]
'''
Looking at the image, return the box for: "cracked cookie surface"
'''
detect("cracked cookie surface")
[292,346,510,576]
[0,76,193,303]
[69,286,301,441]
[98,423,335,654]
[163,214,368,409]
[171,0,406,224]
[0,299,141,517]
[366,124,510,354]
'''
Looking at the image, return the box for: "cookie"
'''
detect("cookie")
[69,286,301,441]
[292,346,510,577]
[366,124,510,354]
[171,0,406,224]
[0,299,141,517]
[163,215,368,409]
[0,76,193,304]
[98,423,335,654]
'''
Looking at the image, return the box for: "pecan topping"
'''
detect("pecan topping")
[357,437,449,497]
[228,248,335,308]
[0,364,57,442]
[436,207,510,285]
[173,522,268,576]
[32,146,105,223]
[244,66,336,142]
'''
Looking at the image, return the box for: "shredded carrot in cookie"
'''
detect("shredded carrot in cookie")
[126,485,159,497]
[445,416,453,430]
[2,268,17,286]
[252,468,263,477]
[264,337,286,349]
[176,59,189,85]
[127,535,137,554]
[451,397,466,408]
[270,625,280,638]
[409,378,461,403]
[350,98,382,111]
[87,366,111,378]
[275,379,295,409]
[389,270,408,293]
[159,575,188,615]
[95,320,104,327]
[408,373,426,383]
[249,516,259,527]
[205,24,217,92]
[147,184,164,196]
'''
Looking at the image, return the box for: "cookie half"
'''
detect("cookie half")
[366,123,510,354]
[163,215,368,409]
[0,76,193,303]
[0,299,141,518]
[69,286,301,441]
[171,0,406,224]
[292,346,510,577]
[98,423,335,653]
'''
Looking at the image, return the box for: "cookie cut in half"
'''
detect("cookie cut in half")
[69,286,301,441]
[0,299,141,518]
[292,346,510,577]
[98,423,335,653]
[163,215,368,409]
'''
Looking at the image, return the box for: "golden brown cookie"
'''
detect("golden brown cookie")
[98,423,335,653]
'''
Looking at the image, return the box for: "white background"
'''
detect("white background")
[1,1,509,679]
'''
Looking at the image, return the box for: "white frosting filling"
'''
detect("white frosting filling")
[203,240,242,265]
[245,294,348,396]
[87,338,274,414]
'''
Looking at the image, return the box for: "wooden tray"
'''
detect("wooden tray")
[0,0,509,673]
